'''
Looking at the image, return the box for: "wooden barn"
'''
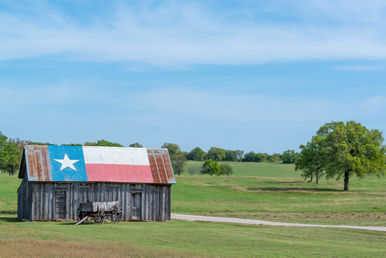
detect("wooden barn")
[17,145,176,221]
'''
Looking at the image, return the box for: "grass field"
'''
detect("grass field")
[0,162,385,257]
[174,161,386,226]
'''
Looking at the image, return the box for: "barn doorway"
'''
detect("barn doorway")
[55,189,66,219]
[131,192,142,220]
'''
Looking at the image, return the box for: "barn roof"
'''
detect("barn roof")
[18,145,175,184]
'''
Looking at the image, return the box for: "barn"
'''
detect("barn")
[17,145,175,221]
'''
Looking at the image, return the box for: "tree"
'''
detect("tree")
[172,152,187,176]
[129,142,143,148]
[0,132,7,173]
[206,147,226,161]
[297,121,386,191]
[295,136,325,184]
[201,159,220,176]
[161,143,181,156]
[0,142,21,175]
[219,163,233,176]
[0,133,23,175]
[320,121,385,190]
[186,147,206,161]
[256,153,269,162]
[84,139,123,147]
[0,131,7,149]
[280,150,299,164]
[267,153,282,163]
[161,143,186,175]
[224,150,238,162]
[243,151,258,162]
[235,150,244,162]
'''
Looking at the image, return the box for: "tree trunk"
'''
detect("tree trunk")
[344,170,349,191]
[309,174,313,183]
[315,171,319,184]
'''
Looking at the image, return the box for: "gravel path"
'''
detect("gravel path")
[171,213,386,232]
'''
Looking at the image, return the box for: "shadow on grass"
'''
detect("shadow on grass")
[0,210,17,214]
[0,216,20,223]
[247,187,342,192]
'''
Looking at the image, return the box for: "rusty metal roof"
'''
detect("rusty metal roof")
[18,145,176,184]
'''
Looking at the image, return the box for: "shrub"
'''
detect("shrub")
[220,164,233,176]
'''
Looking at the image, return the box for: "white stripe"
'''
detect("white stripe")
[82,146,150,165]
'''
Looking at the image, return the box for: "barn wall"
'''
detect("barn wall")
[17,176,32,221]
[29,182,171,221]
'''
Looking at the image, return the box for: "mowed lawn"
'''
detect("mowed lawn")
[0,162,386,257]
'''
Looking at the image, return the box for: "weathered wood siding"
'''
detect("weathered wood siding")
[24,182,171,221]
[17,177,33,221]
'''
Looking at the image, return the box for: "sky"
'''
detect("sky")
[0,0,385,153]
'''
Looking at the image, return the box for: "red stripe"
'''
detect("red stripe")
[86,164,154,183]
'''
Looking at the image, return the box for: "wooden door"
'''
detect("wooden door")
[55,190,66,219]
[131,192,142,220]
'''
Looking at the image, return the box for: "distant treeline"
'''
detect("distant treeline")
[185,147,299,164]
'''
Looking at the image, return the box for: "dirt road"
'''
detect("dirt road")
[171,213,386,232]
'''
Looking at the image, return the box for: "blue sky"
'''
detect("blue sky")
[0,0,385,153]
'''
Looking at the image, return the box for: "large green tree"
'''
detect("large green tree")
[298,121,385,190]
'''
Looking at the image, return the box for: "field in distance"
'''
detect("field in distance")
[173,161,386,226]
[0,162,385,257]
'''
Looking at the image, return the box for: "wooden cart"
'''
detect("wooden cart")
[76,201,122,225]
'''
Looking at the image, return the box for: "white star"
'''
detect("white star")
[54,154,79,171]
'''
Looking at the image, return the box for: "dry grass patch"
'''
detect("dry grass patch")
[0,238,189,257]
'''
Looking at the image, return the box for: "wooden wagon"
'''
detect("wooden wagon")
[76,201,122,225]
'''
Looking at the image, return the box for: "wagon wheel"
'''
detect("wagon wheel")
[114,211,122,223]
[96,208,105,224]
[116,206,122,223]
[112,208,122,223]
[77,207,83,222]
[93,214,98,223]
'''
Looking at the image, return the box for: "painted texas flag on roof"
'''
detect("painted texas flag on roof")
[49,146,153,182]
[21,145,175,184]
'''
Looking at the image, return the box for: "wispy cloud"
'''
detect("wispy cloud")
[0,1,386,66]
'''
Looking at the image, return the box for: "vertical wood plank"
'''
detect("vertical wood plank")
[31,184,35,220]
[42,184,47,220]
[48,184,53,220]
[161,186,166,221]
[66,184,70,220]
[167,186,171,220]
[39,184,43,220]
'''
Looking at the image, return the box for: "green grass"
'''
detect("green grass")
[173,161,386,225]
[0,163,385,257]
[0,172,19,214]
[0,215,385,257]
